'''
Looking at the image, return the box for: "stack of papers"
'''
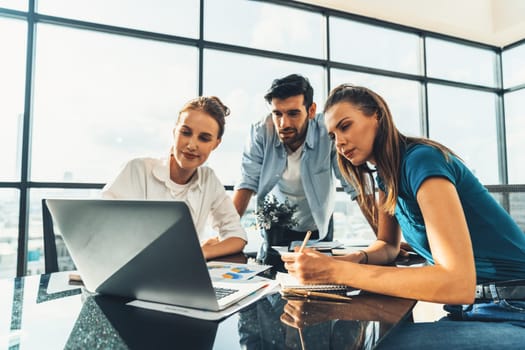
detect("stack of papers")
[276,272,349,292]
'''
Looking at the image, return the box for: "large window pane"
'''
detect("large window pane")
[426,37,496,87]
[334,191,375,243]
[502,43,525,88]
[330,17,420,75]
[0,189,19,279]
[428,84,498,184]
[0,0,26,11]
[331,70,422,137]
[27,188,102,276]
[0,18,26,181]
[205,0,325,59]
[505,89,525,183]
[31,24,198,183]
[203,49,326,185]
[36,0,199,38]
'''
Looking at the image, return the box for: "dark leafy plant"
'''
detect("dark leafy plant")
[256,195,298,230]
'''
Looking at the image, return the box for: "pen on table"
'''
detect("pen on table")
[282,288,352,302]
[68,273,84,285]
[298,230,312,253]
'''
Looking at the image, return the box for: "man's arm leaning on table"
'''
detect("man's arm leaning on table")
[232,188,255,217]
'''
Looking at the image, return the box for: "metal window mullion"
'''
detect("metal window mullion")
[325,12,331,96]
[495,49,508,185]
[17,0,36,277]
[198,0,204,96]
[421,34,429,138]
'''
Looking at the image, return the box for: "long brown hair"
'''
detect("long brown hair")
[324,84,456,229]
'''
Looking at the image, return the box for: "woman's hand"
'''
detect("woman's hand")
[201,236,246,260]
[281,294,410,327]
[281,248,342,285]
[201,236,220,247]
[280,299,339,328]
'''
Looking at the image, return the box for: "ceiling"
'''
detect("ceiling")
[296,0,525,47]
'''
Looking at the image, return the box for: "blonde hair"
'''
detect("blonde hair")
[178,96,230,138]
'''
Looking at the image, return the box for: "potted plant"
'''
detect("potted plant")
[256,195,298,229]
[255,195,298,266]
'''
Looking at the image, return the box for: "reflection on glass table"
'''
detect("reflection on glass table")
[238,292,415,350]
[0,270,415,349]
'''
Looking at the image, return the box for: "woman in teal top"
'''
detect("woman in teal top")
[378,143,525,283]
[282,84,525,348]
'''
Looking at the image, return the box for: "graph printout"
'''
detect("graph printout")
[207,262,271,281]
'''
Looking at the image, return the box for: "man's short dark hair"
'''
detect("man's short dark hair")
[264,74,314,110]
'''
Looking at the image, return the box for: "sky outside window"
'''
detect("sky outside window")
[504,89,525,184]
[0,0,26,11]
[330,16,420,75]
[0,189,19,279]
[502,43,525,88]
[36,0,199,38]
[426,37,496,87]
[0,17,26,181]
[428,84,498,184]
[330,69,422,137]
[204,0,325,59]
[31,23,198,183]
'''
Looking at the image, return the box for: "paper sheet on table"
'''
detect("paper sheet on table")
[206,261,272,282]
[270,246,290,255]
[127,277,280,321]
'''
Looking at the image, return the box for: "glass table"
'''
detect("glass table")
[0,267,416,349]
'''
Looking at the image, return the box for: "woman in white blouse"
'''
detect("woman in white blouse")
[102,96,247,260]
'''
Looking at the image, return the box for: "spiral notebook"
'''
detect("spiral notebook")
[276,272,360,296]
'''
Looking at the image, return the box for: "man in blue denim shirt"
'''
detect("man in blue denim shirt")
[232,74,356,250]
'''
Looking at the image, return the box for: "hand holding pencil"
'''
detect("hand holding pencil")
[282,230,343,286]
[298,230,312,253]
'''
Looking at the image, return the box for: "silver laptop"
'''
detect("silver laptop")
[45,199,265,311]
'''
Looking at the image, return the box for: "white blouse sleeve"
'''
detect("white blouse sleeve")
[101,158,148,199]
[206,170,248,242]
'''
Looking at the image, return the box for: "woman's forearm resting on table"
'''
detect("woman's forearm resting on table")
[285,247,476,305]
[331,259,476,304]
[201,236,246,260]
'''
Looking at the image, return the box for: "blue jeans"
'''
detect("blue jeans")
[376,301,525,350]
[445,300,525,326]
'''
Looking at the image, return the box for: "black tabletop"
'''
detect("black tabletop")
[0,267,416,350]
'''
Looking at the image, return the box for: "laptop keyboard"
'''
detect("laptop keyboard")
[214,286,238,300]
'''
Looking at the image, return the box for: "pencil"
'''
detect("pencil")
[298,328,306,350]
[304,290,352,301]
[298,230,312,252]
[283,288,352,302]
